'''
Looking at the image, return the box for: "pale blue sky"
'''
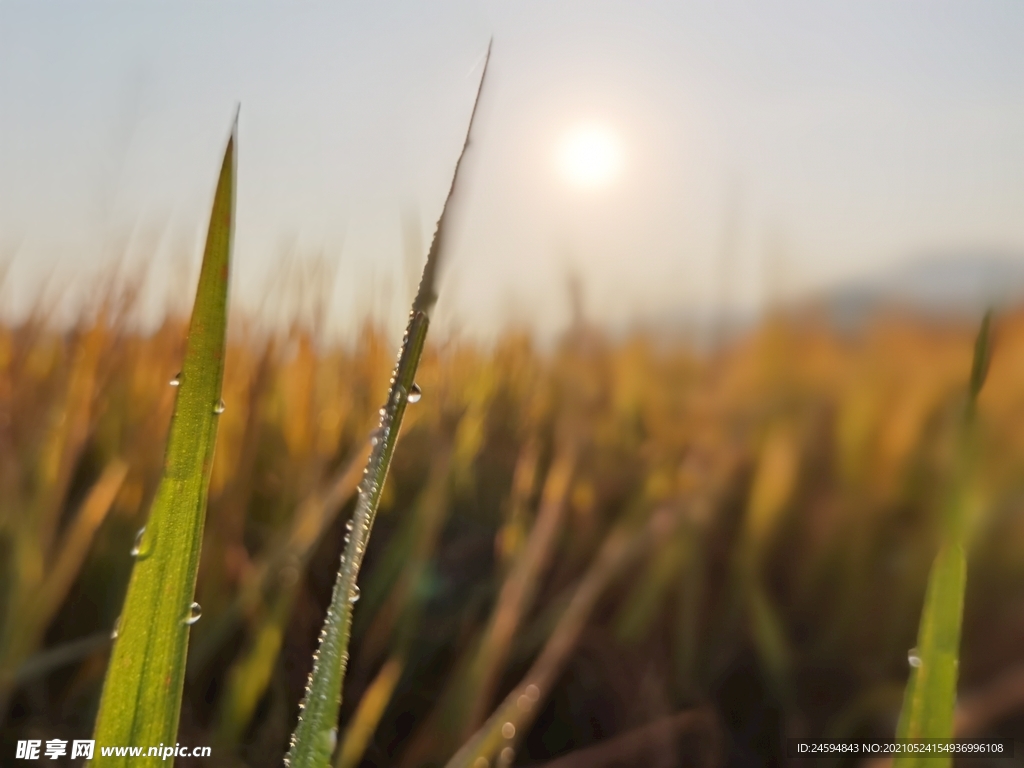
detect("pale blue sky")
[2,1,1023,338]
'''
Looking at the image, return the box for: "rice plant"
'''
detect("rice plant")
[893,312,993,768]
[284,43,491,768]
[5,49,1024,768]
[6,276,1024,766]
[90,113,236,763]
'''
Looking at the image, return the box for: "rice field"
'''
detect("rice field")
[4,270,1024,765]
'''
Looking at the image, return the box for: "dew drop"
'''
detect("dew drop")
[908,648,922,668]
[501,722,516,739]
[525,684,540,701]
[169,372,181,386]
[183,602,202,625]
[500,747,515,765]
[408,383,422,403]
[131,524,155,559]
[348,585,361,603]
[110,616,121,640]
[516,695,531,712]
[345,519,354,532]
[473,759,489,768]
[213,399,226,415]
[130,527,146,557]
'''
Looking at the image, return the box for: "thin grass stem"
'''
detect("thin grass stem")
[284,42,491,768]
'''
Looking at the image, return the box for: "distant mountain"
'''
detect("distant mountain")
[627,250,1024,345]
[814,250,1024,329]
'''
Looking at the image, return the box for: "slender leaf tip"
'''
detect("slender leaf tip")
[968,310,993,402]
[284,44,492,768]
[91,112,236,760]
[412,39,492,316]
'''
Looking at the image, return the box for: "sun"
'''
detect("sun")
[557,123,622,188]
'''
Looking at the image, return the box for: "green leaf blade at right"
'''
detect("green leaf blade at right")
[893,312,992,768]
[895,543,966,759]
[91,115,237,766]
[284,43,491,768]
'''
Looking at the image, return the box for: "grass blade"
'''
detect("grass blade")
[534,709,719,768]
[464,440,577,732]
[0,322,107,716]
[14,632,112,686]
[893,311,992,768]
[335,656,404,768]
[444,508,679,768]
[285,42,491,768]
[91,114,237,762]
[0,461,126,712]
[37,461,129,629]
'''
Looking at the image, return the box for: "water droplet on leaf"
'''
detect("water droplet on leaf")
[110,616,120,639]
[348,585,361,603]
[184,602,202,625]
[501,722,515,739]
[213,399,226,414]
[169,373,181,386]
[408,383,422,403]
[130,527,146,557]
[908,648,922,668]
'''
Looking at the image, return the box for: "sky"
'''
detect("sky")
[1,1,1023,340]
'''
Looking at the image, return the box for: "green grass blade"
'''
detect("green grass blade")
[91,114,237,763]
[893,311,992,768]
[285,43,491,768]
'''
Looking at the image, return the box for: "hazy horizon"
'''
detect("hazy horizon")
[2,1,1023,341]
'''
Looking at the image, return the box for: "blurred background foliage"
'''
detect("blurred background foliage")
[3,273,1024,767]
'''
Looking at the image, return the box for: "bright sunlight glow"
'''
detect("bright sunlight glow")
[557,124,622,188]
